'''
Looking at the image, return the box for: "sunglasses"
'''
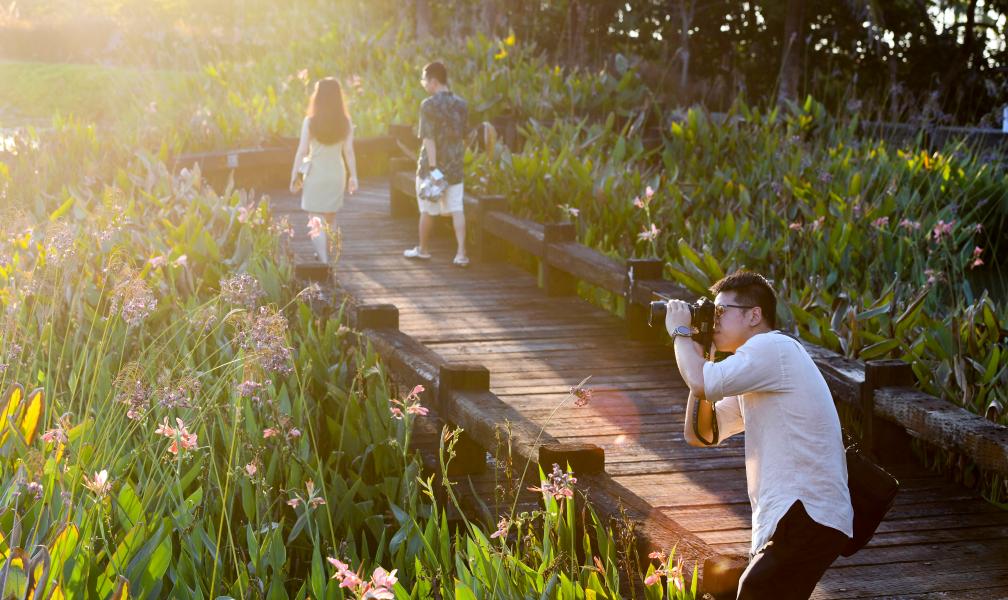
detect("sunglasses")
[715,303,755,318]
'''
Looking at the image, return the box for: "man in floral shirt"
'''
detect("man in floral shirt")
[404,61,470,267]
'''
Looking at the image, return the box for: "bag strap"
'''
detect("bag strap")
[693,397,719,446]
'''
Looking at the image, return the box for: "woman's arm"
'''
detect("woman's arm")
[343,125,358,194]
[290,117,310,192]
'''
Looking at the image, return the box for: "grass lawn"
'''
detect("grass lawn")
[0,60,189,125]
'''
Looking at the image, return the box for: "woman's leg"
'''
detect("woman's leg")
[308,212,328,263]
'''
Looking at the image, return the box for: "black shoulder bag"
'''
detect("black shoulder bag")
[841,433,900,556]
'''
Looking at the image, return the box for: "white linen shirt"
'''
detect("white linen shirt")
[703,331,853,555]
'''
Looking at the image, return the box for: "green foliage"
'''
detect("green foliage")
[472,98,1007,429]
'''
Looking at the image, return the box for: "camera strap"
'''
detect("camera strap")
[692,397,719,446]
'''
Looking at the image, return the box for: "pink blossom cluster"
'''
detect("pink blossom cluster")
[220,272,266,308]
[644,550,685,590]
[327,558,397,599]
[389,384,428,420]
[570,385,592,407]
[238,307,294,374]
[529,463,577,500]
[490,516,510,539]
[155,417,199,455]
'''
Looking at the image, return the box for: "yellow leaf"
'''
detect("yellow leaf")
[108,576,129,600]
[20,387,44,445]
[0,383,25,448]
[4,548,29,598]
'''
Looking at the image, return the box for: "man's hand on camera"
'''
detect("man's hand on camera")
[664,300,692,336]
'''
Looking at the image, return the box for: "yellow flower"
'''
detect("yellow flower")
[494,47,507,60]
[504,33,515,46]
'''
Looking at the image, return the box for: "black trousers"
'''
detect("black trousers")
[736,500,849,600]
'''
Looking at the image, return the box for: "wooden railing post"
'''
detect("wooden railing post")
[352,304,400,330]
[542,222,577,296]
[476,195,508,263]
[439,364,491,475]
[388,157,416,218]
[625,258,665,341]
[539,442,604,475]
[862,359,916,463]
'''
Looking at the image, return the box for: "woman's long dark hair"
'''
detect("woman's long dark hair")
[307,77,351,145]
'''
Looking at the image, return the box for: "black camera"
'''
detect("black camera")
[648,297,717,351]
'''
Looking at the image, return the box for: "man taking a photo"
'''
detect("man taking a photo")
[665,270,853,599]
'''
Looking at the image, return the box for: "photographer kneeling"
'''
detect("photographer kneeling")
[665,270,853,600]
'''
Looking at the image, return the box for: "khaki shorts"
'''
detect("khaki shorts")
[416,177,464,215]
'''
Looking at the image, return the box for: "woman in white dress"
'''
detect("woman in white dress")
[289,77,358,263]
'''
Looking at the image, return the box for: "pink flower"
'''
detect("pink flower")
[390,406,403,419]
[872,217,889,228]
[409,384,425,398]
[307,216,324,240]
[490,517,510,539]
[644,572,662,586]
[633,197,645,209]
[83,469,112,497]
[788,222,803,231]
[406,404,428,416]
[811,216,826,231]
[287,428,302,440]
[263,428,279,439]
[645,185,655,199]
[971,246,984,269]
[287,498,302,508]
[370,567,398,590]
[931,219,955,242]
[148,255,167,268]
[899,218,921,231]
[174,254,188,267]
[155,417,175,438]
[637,223,660,243]
[669,558,685,591]
[245,462,258,477]
[570,385,592,407]
[41,427,68,445]
[648,550,666,561]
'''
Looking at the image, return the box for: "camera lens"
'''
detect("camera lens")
[648,300,666,327]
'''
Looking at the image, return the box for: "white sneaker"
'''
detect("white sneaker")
[453,255,470,267]
[404,247,431,260]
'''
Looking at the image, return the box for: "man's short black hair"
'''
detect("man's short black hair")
[423,61,448,85]
[710,270,777,329]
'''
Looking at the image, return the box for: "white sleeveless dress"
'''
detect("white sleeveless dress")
[300,121,346,214]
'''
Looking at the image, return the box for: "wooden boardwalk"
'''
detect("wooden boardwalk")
[270,180,1008,599]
